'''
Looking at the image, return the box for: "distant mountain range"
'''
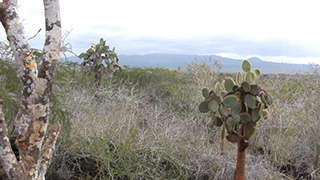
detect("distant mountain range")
[66,53,310,74]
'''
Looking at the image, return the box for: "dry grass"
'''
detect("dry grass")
[14,60,317,179]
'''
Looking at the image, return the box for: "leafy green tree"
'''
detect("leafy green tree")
[79,38,121,88]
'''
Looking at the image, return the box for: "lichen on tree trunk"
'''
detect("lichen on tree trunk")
[0,0,62,179]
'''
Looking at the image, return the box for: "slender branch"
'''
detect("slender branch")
[28,28,42,40]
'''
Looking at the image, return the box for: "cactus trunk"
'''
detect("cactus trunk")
[234,126,249,180]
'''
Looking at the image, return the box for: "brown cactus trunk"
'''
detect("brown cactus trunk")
[234,126,249,180]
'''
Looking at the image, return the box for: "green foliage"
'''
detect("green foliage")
[0,59,20,133]
[79,38,121,88]
[198,60,272,144]
[0,41,13,61]
[113,66,193,113]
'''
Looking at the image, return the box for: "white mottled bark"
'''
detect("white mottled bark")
[0,0,37,135]
[0,0,62,179]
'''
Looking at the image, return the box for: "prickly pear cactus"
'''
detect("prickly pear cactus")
[199,60,272,143]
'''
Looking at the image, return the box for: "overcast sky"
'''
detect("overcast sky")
[1,0,319,64]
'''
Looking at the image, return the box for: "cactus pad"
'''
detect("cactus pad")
[236,71,243,85]
[199,60,272,144]
[241,81,250,92]
[209,100,219,112]
[245,94,256,109]
[201,87,210,99]
[261,110,269,119]
[219,105,229,117]
[243,122,256,139]
[242,60,252,72]
[222,95,239,108]
[212,116,223,127]
[241,113,251,123]
[251,108,261,122]
[253,68,261,77]
[245,71,255,84]
[226,132,242,143]
[199,100,210,113]
[231,102,242,116]
[223,78,235,92]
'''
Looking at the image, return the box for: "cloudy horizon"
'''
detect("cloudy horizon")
[0,0,319,65]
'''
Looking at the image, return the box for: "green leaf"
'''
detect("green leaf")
[241,81,250,92]
[243,122,256,139]
[242,60,251,72]
[222,95,239,108]
[233,114,241,125]
[226,117,234,132]
[253,68,261,77]
[236,71,243,85]
[259,103,264,115]
[261,110,269,119]
[209,91,221,104]
[209,100,219,112]
[265,94,273,105]
[201,87,210,99]
[245,94,256,109]
[231,102,242,116]
[223,78,235,92]
[251,108,261,122]
[245,71,255,84]
[241,113,251,123]
[214,82,221,96]
[198,100,210,113]
[212,115,223,127]
[219,105,229,117]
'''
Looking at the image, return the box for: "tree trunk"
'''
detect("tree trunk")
[0,0,62,179]
[0,0,37,135]
[234,126,249,180]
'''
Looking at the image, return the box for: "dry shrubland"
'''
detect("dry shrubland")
[1,58,319,179]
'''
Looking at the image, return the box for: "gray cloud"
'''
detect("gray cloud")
[15,26,320,62]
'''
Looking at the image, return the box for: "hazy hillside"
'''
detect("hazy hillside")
[118,54,310,73]
[67,53,310,74]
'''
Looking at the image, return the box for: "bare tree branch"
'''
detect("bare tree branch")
[28,28,42,40]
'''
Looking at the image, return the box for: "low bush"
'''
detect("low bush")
[1,56,319,179]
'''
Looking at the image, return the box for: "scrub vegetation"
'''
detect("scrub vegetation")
[1,51,319,179]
